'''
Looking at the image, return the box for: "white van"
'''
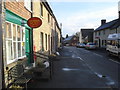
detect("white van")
[106,33,120,59]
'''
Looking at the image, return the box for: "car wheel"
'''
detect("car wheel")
[118,54,120,59]
[107,51,111,56]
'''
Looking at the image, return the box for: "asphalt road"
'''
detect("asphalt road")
[62,46,120,88]
[28,46,120,88]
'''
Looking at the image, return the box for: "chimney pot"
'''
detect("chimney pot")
[118,11,120,18]
[101,19,106,25]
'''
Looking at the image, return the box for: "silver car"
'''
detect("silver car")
[85,42,96,49]
[76,43,85,48]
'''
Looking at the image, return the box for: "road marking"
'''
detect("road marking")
[72,54,76,58]
[78,57,84,61]
[109,59,120,64]
[62,68,80,71]
[93,53,103,58]
[94,72,103,78]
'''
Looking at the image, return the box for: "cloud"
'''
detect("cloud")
[61,5,118,37]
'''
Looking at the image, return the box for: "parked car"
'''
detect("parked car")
[76,43,85,48]
[85,42,96,49]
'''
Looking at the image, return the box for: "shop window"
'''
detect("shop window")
[5,22,26,64]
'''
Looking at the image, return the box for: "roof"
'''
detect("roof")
[95,19,119,31]
[110,19,120,29]
[63,35,78,43]
[81,29,94,38]
[64,36,73,41]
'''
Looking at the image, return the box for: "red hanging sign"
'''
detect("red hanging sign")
[27,17,42,28]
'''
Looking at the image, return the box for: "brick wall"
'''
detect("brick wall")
[5,0,31,20]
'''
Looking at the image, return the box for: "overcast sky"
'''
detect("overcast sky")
[49,0,120,37]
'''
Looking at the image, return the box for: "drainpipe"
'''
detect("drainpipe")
[30,0,34,63]
[0,0,5,89]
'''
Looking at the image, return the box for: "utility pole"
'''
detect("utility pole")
[0,0,5,89]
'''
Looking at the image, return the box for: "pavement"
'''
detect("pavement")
[27,47,117,89]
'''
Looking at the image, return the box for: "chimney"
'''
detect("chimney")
[118,1,120,18]
[101,19,106,25]
[118,11,120,19]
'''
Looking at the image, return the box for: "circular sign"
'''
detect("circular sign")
[27,17,42,28]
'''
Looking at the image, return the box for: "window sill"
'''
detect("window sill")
[7,56,26,65]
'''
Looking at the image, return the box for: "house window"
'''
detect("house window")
[41,32,44,51]
[45,34,47,50]
[102,40,107,46]
[51,17,53,26]
[48,14,50,23]
[40,3,43,17]
[24,0,31,11]
[103,30,105,35]
[5,22,26,64]
[99,31,101,36]
[95,32,97,36]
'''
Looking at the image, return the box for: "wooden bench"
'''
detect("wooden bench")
[7,64,32,89]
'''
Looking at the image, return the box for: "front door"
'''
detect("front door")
[25,29,34,64]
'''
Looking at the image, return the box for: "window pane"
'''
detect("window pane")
[6,22,12,38]
[22,42,25,56]
[13,24,16,41]
[17,26,21,41]
[6,40,13,60]
[22,28,25,41]
[18,42,21,57]
[13,42,16,58]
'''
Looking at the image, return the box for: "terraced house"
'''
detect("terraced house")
[32,0,61,55]
[94,17,120,48]
[94,1,120,48]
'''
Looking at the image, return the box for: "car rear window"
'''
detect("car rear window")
[89,43,95,45]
